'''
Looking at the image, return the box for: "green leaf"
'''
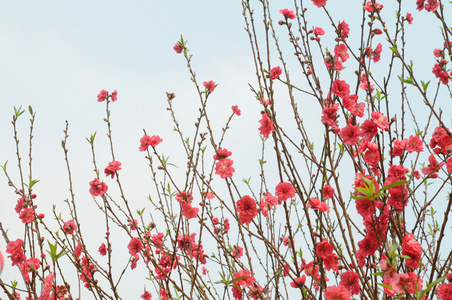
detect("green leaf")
[403,77,413,84]
[390,43,398,55]
[28,105,34,116]
[421,80,430,91]
[376,181,408,193]
[14,106,25,118]
[1,161,8,171]
[418,276,446,297]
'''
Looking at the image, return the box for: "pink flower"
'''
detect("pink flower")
[97,89,108,102]
[62,220,77,235]
[173,42,184,54]
[74,243,82,259]
[364,1,383,12]
[425,0,440,12]
[215,158,235,179]
[360,119,378,141]
[6,239,26,266]
[371,43,383,63]
[312,0,327,8]
[290,276,306,288]
[19,208,35,224]
[438,283,452,300]
[98,243,107,256]
[405,135,423,153]
[334,44,349,62]
[340,271,360,295]
[0,250,3,274]
[371,111,389,130]
[232,245,244,258]
[323,184,334,199]
[203,80,216,93]
[402,233,423,268]
[280,8,296,19]
[340,124,361,146]
[213,148,232,160]
[233,270,255,287]
[20,257,40,282]
[111,90,118,102]
[258,113,274,138]
[338,21,350,41]
[104,161,122,178]
[139,135,163,151]
[432,63,450,84]
[128,237,143,255]
[422,154,444,177]
[269,66,282,80]
[181,203,199,219]
[406,12,413,24]
[321,103,339,127]
[324,285,351,300]
[275,182,296,202]
[232,105,241,116]
[316,238,334,259]
[236,195,258,225]
[141,291,152,300]
[313,27,325,36]
[89,178,108,197]
[331,80,350,99]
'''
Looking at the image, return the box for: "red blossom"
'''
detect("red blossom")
[322,184,335,199]
[173,42,184,54]
[405,135,424,153]
[279,8,296,19]
[213,148,232,160]
[203,80,216,93]
[338,21,350,41]
[128,237,143,256]
[141,291,152,300]
[233,270,255,287]
[98,243,107,256]
[290,276,306,288]
[104,160,122,179]
[334,44,349,62]
[97,89,108,102]
[331,80,350,99]
[324,285,351,300]
[19,208,35,224]
[340,271,360,295]
[62,220,77,235]
[232,245,244,259]
[139,135,163,151]
[360,119,378,141]
[316,238,334,259]
[232,105,241,116]
[269,66,282,80]
[275,182,296,202]
[111,90,118,102]
[321,103,339,127]
[371,111,389,130]
[181,203,199,219]
[313,27,325,36]
[312,0,327,8]
[258,113,274,138]
[6,239,26,266]
[340,124,361,146]
[89,178,108,197]
[438,283,452,300]
[215,158,235,179]
[236,195,258,225]
[402,233,423,268]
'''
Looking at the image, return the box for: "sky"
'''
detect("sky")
[0,1,450,299]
